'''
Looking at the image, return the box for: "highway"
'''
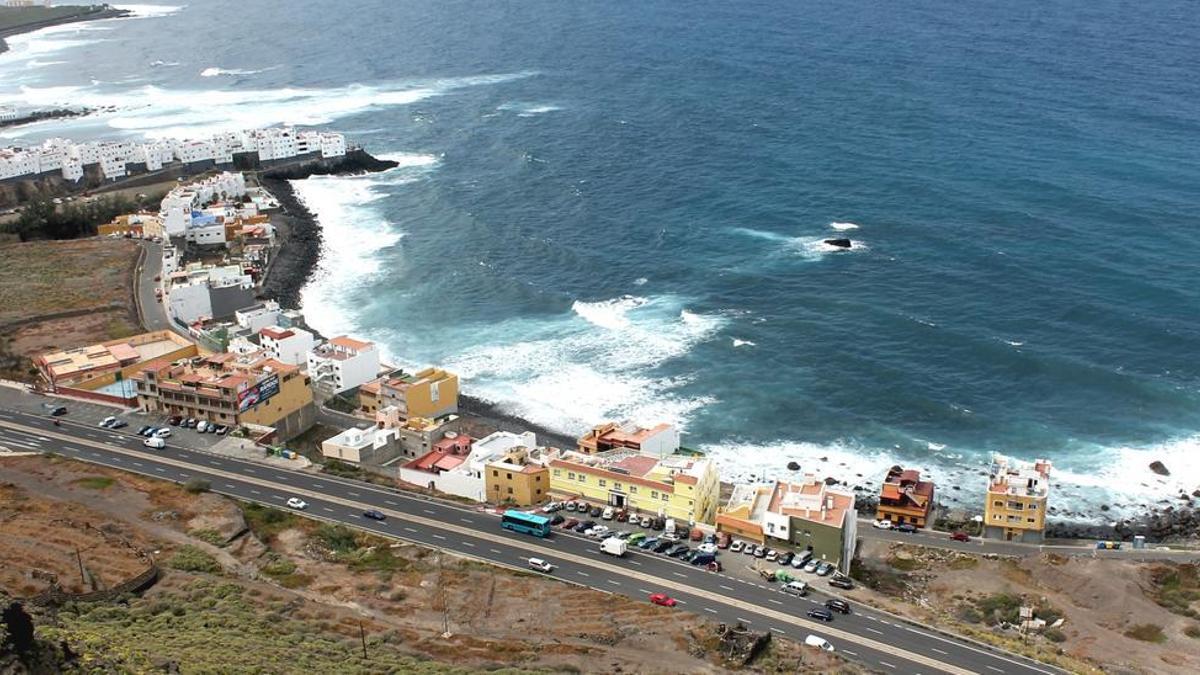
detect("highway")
[0,407,1063,675]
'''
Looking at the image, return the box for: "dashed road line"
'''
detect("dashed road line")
[627,559,641,566]
[489,548,502,554]
[403,527,417,533]
[880,661,896,670]
[768,599,783,605]
[985,667,1004,673]
[736,617,752,624]
[672,572,687,578]
[423,509,436,515]
[154,467,164,472]
[348,491,360,497]
[843,649,858,657]
[461,541,475,547]
[932,648,948,655]
[385,500,398,506]
[250,489,261,495]
[638,588,652,594]
[720,584,734,591]
[431,534,446,540]
[576,571,589,577]
[322,507,334,512]
[770,627,785,634]
[606,579,620,586]
[703,608,717,614]
[459,518,473,524]
[866,627,883,635]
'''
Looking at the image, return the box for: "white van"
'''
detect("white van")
[804,635,834,652]
[143,436,165,449]
[602,506,615,520]
[783,581,808,596]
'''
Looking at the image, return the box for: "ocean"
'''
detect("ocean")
[2,0,1198,521]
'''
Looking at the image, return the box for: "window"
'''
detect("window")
[535,475,541,483]
[651,490,659,499]
[993,500,1003,508]
[507,487,513,494]
[598,479,606,487]
[553,469,561,477]
[1028,503,1038,510]
[568,472,575,480]
[661,493,669,501]
[578,475,586,483]
[1027,518,1035,523]
[492,470,499,477]
[506,473,513,480]
[536,489,541,495]
[630,486,638,494]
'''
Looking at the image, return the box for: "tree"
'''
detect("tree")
[1,602,35,657]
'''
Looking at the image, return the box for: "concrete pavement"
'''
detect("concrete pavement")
[0,407,1065,675]
[134,240,170,332]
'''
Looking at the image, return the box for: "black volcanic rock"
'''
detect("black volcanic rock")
[824,238,852,249]
[1149,461,1170,476]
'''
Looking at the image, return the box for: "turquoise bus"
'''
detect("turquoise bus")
[501,510,552,538]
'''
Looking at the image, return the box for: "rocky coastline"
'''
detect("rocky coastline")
[0,6,130,55]
[0,108,91,129]
[256,149,397,309]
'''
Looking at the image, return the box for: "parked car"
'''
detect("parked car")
[561,518,579,530]
[638,536,660,550]
[689,528,703,542]
[668,544,691,559]
[807,608,834,622]
[44,404,67,416]
[783,580,808,596]
[816,562,834,576]
[691,552,717,566]
[703,533,718,545]
[362,509,386,521]
[803,560,820,573]
[717,532,732,549]
[286,497,308,510]
[137,425,154,436]
[550,514,565,525]
[215,424,228,435]
[528,558,555,573]
[589,506,603,517]
[651,517,666,531]
[778,552,794,566]
[828,576,855,590]
[564,501,577,512]
[697,542,717,554]
[99,416,117,428]
[602,507,615,520]
[895,523,918,534]
[792,550,813,568]
[825,599,851,614]
[765,549,779,562]
[729,540,745,553]
[541,501,562,513]
[614,531,632,540]
[640,516,653,528]
[753,545,767,558]
[950,531,971,542]
[185,418,198,428]
[804,635,834,652]
[627,532,647,545]
[143,437,165,449]
[652,540,674,553]
[168,416,183,426]
[615,510,628,522]
[152,427,171,438]
[872,519,893,530]
[574,520,595,533]
[206,423,217,433]
[196,421,208,433]
[109,420,128,429]
[648,593,677,608]
[588,525,610,538]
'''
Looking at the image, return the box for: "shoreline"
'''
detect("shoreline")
[0,5,130,55]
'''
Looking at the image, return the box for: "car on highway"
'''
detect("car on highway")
[109,420,128,429]
[804,635,834,652]
[803,560,820,573]
[648,593,677,608]
[652,539,674,553]
[362,509,386,521]
[286,497,308,510]
[729,540,744,553]
[816,562,834,576]
[950,531,971,542]
[152,427,171,439]
[895,523,918,534]
[828,576,854,590]
[561,518,579,530]
[806,608,834,622]
[43,404,68,416]
[143,437,165,449]
[528,557,555,573]
[550,514,565,526]
[99,416,118,428]
[168,416,183,426]
[639,536,659,550]
[825,599,850,614]
[782,580,808,596]
[872,519,893,529]
[137,425,154,436]
[778,551,794,566]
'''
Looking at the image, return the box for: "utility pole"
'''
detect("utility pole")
[358,620,367,659]
[75,547,85,587]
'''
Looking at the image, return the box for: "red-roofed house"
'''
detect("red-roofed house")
[875,466,936,528]
[258,325,315,365]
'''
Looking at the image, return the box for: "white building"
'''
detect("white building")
[259,325,315,366]
[235,300,283,333]
[0,107,18,122]
[307,336,380,394]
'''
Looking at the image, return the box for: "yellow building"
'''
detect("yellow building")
[36,330,197,389]
[132,351,314,441]
[485,446,550,506]
[358,367,459,420]
[548,445,720,525]
[983,456,1052,543]
[97,213,164,239]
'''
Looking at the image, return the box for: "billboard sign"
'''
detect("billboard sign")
[237,373,280,412]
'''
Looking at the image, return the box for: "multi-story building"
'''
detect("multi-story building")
[359,367,459,420]
[258,326,315,365]
[548,429,720,525]
[132,351,314,440]
[321,424,401,466]
[165,264,256,324]
[983,456,1052,543]
[307,336,380,395]
[35,330,196,390]
[717,477,858,573]
[875,466,935,528]
[485,445,550,507]
[576,420,681,457]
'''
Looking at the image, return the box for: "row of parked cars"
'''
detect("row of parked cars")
[167,416,229,435]
[543,501,734,545]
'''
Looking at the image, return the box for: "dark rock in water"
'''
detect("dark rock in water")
[786,461,800,471]
[824,477,839,486]
[824,238,852,249]
[1100,504,1110,512]
[1149,461,1170,476]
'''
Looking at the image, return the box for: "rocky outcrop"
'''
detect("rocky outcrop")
[823,238,852,249]
[1149,460,1170,476]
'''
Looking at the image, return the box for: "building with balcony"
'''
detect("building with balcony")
[132,351,314,440]
[577,420,680,458]
[258,326,315,365]
[983,456,1052,543]
[875,466,935,528]
[358,367,459,420]
[716,476,858,573]
[307,336,380,395]
[485,445,550,507]
[35,330,197,390]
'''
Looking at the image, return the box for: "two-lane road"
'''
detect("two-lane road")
[0,409,1062,675]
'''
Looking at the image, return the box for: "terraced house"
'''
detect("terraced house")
[983,456,1052,543]
[547,422,719,525]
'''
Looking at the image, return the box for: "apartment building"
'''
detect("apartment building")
[321,424,401,466]
[875,466,935,528]
[717,477,858,573]
[983,456,1052,543]
[358,367,459,420]
[258,326,315,365]
[485,445,550,507]
[307,336,380,394]
[577,420,681,457]
[132,352,314,440]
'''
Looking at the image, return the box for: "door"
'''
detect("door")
[608,492,626,508]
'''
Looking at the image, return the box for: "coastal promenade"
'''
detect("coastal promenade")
[0,405,1066,675]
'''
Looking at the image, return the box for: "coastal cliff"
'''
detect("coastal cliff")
[257,149,398,309]
[0,5,130,55]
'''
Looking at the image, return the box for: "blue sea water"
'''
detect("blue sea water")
[2,0,1198,516]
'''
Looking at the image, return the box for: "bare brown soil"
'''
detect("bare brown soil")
[0,455,855,673]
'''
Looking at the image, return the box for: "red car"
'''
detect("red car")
[950,531,971,542]
[649,593,677,608]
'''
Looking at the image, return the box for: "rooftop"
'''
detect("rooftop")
[989,456,1052,498]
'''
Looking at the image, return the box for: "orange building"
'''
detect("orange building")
[875,467,935,527]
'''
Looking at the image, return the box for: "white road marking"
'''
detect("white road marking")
[489,548,502,554]
[639,588,652,594]
[985,667,1004,673]
[736,617,752,624]
[576,571,589,577]
[208,460,221,466]
[154,467,164,472]
[385,500,398,505]
[423,509,436,515]
[770,627,785,634]
[866,627,883,635]
[843,649,858,656]
[768,599,783,605]
[348,491,360,497]
[459,518,472,524]
[224,483,236,489]
[461,541,475,547]
[672,572,687,578]
[244,468,255,473]
[403,527,417,533]
[627,559,641,566]
[312,483,325,488]
[880,661,896,669]
[720,584,734,591]
[703,608,718,614]
[606,579,620,586]
[431,534,446,540]
[931,648,948,655]
[250,489,261,495]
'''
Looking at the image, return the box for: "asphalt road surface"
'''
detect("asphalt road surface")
[0,408,1065,675]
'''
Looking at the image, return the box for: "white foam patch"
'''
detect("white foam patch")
[728,227,866,261]
[111,4,187,18]
[499,102,563,117]
[732,338,756,348]
[200,66,273,78]
[0,72,535,140]
[829,221,860,230]
[375,152,440,169]
[571,295,648,330]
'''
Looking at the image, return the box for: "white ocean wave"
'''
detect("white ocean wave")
[200,66,274,78]
[498,102,563,117]
[732,338,756,348]
[829,221,860,230]
[375,151,440,169]
[571,295,648,330]
[728,226,867,261]
[111,4,187,18]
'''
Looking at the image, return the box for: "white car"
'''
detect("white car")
[541,501,561,513]
[804,635,834,652]
[99,416,117,428]
[588,525,610,538]
[601,507,615,520]
[196,421,208,432]
[729,541,745,553]
[697,542,718,554]
[528,557,555,573]
[873,519,893,530]
[143,437,165,449]
[152,427,171,438]
[286,497,308,510]
[765,549,779,562]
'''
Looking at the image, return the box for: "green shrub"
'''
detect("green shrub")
[73,476,114,490]
[1043,628,1067,643]
[314,524,358,554]
[1124,623,1167,643]
[188,529,225,546]
[975,593,1023,626]
[1184,624,1200,639]
[184,478,211,494]
[242,502,298,541]
[168,545,221,574]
